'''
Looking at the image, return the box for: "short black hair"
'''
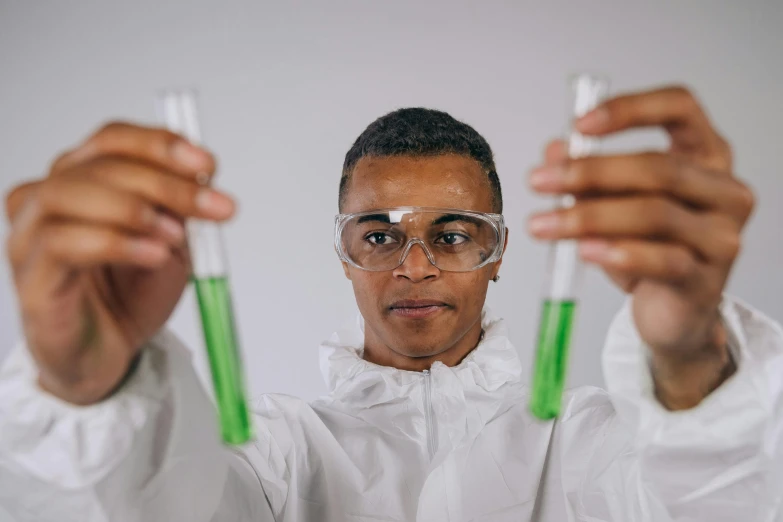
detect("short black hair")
[339,108,502,213]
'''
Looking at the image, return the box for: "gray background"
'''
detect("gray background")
[1,1,781,405]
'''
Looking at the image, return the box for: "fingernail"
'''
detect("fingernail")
[196,171,211,185]
[196,188,235,218]
[575,107,609,132]
[529,214,562,235]
[579,240,611,261]
[607,247,627,264]
[529,166,566,190]
[129,239,169,264]
[156,213,185,243]
[580,241,627,265]
[171,140,212,170]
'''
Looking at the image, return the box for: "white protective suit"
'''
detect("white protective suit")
[0,295,782,522]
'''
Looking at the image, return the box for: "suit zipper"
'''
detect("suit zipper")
[422,369,436,459]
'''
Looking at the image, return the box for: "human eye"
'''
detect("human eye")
[364,232,399,246]
[435,232,470,246]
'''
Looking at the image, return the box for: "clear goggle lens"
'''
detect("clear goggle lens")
[335,208,505,272]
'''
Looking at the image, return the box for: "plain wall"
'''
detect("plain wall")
[1,1,781,402]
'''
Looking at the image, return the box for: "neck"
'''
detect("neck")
[362,320,484,372]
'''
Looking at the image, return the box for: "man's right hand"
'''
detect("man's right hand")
[4,122,236,405]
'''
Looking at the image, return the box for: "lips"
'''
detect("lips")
[389,299,450,318]
[390,299,447,309]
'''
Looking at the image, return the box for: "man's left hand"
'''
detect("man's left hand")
[527,86,755,410]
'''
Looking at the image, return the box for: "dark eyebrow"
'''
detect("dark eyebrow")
[430,214,483,227]
[356,214,391,224]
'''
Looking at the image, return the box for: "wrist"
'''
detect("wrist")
[37,351,142,406]
[650,313,736,410]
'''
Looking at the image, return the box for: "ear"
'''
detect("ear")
[341,261,352,280]
[335,243,352,280]
[490,227,510,280]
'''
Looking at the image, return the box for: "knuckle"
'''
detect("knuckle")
[87,121,131,151]
[735,180,756,217]
[73,227,117,258]
[5,182,37,222]
[142,128,181,160]
[668,248,695,278]
[5,231,20,267]
[567,160,590,191]
[721,228,742,260]
[35,180,60,212]
[568,206,595,235]
[96,121,130,137]
[648,198,677,233]
[153,127,181,145]
[711,215,741,260]
[722,233,741,261]
[149,175,184,210]
[176,181,201,212]
[82,155,124,179]
[127,200,155,230]
[5,232,15,261]
[39,225,62,255]
[669,84,699,111]
[50,149,77,175]
[146,174,171,201]
[668,84,692,98]
[715,134,734,164]
[99,232,125,257]
[149,175,197,213]
[649,152,679,191]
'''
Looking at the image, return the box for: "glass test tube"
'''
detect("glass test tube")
[156,90,253,445]
[529,74,609,420]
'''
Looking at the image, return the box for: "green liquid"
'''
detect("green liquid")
[193,276,252,445]
[529,300,577,420]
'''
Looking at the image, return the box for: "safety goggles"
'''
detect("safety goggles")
[335,207,506,272]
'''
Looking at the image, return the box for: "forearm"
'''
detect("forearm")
[604,295,783,521]
[0,330,273,522]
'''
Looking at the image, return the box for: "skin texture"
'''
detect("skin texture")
[3,86,754,411]
[339,154,504,372]
[527,87,754,409]
[4,123,234,405]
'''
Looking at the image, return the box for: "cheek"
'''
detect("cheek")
[348,270,387,308]
[460,272,492,307]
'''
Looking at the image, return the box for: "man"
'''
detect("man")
[0,86,781,522]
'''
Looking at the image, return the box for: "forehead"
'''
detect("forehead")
[342,154,494,214]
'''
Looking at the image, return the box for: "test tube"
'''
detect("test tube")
[156,90,253,444]
[529,74,610,420]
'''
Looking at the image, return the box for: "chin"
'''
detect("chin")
[390,338,449,359]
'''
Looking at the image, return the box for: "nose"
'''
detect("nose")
[392,241,440,282]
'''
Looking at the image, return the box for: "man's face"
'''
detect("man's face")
[340,154,504,362]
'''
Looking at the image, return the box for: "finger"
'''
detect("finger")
[574,86,731,168]
[529,152,755,223]
[544,139,567,165]
[77,157,236,221]
[40,178,184,237]
[579,239,700,283]
[6,180,183,269]
[51,122,216,179]
[27,222,171,270]
[528,197,742,263]
[5,180,40,222]
[604,268,638,294]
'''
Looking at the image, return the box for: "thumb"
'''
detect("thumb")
[604,268,638,293]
